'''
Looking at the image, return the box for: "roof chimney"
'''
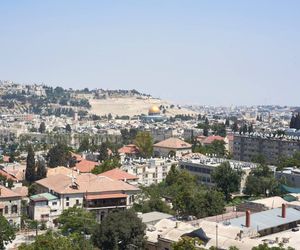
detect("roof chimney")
[245,210,251,227]
[282,203,287,218]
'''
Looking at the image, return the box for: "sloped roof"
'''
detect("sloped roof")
[118,144,139,155]
[36,173,139,195]
[73,159,98,173]
[47,166,75,177]
[0,169,18,181]
[153,138,192,149]
[0,185,21,199]
[99,168,138,181]
[12,186,28,197]
[202,135,225,144]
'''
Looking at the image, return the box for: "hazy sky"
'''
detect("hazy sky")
[0,1,299,106]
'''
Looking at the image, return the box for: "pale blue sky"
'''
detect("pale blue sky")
[0,1,299,106]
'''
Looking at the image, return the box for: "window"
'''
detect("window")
[52,202,57,206]
[66,197,69,201]
[11,205,18,214]
[66,202,69,207]
[76,199,80,205]
[4,206,8,214]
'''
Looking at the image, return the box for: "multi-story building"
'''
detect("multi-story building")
[0,185,22,226]
[233,133,300,164]
[122,158,177,186]
[33,173,139,224]
[179,154,261,192]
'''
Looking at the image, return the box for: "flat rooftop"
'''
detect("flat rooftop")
[229,207,300,231]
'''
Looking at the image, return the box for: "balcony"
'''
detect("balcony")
[84,193,127,209]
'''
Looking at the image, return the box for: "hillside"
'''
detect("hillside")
[89,97,197,117]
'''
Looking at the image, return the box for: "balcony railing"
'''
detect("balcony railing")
[84,198,127,209]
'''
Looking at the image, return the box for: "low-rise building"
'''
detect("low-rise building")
[34,173,139,223]
[153,137,192,157]
[0,185,22,226]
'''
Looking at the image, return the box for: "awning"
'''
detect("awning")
[85,193,127,200]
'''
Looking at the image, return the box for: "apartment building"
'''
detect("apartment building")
[233,133,300,164]
[179,154,260,192]
[122,158,177,186]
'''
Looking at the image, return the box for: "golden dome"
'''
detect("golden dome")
[149,105,160,115]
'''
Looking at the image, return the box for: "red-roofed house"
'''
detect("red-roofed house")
[35,173,140,222]
[99,168,138,185]
[118,144,139,157]
[153,137,192,157]
[0,169,18,182]
[73,159,98,173]
[202,135,225,146]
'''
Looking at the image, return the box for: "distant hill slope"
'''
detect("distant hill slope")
[90,97,197,117]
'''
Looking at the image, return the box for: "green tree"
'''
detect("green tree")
[78,137,90,152]
[231,121,239,132]
[92,209,146,250]
[65,124,72,133]
[211,162,243,201]
[38,122,46,133]
[98,142,109,162]
[244,165,280,197]
[35,158,47,181]
[252,243,294,250]
[58,207,97,235]
[134,131,153,158]
[47,143,71,168]
[25,145,36,184]
[172,237,203,250]
[0,215,15,250]
[91,157,121,175]
[18,231,90,250]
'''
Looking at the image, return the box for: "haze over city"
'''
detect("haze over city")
[1,1,299,106]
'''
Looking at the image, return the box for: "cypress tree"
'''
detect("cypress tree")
[25,145,36,184]
[36,158,47,181]
[290,115,296,129]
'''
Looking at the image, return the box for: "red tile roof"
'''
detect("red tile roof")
[73,159,98,173]
[118,144,139,155]
[153,138,192,149]
[202,135,225,144]
[0,169,18,181]
[0,185,21,199]
[99,168,138,181]
[36,173,139,195]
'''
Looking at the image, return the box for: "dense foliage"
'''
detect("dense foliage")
[47,143,72,167]
[92,209,146,250]
[134,131,153,158]
[244,165,281,197]
[212,162,244,201]
[0,215,15,250]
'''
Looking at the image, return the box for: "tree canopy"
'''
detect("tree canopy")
[58,207,97,235]
[0,215,15,250]
[244,165,281,197]
[25,145,35,184]
[212,162,244,201]
[92,209,146,250]
[134,131,153,158]
[47,143,71,168]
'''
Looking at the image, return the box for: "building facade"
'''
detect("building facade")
[233,134,300,164]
